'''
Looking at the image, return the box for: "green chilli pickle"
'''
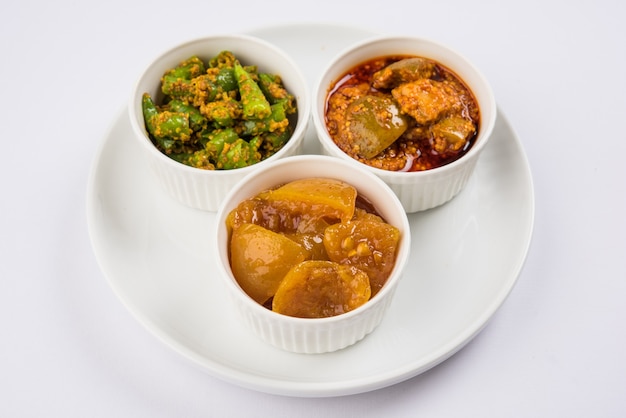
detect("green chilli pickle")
[142,51,297,170]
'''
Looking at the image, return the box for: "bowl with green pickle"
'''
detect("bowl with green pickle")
[215,155,411,354]
[312,36,497,213]
[129,34,310,211]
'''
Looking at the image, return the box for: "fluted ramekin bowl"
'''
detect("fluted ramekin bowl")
[215,155,411,353]
[129,34,310,211]
[312,35,496,213]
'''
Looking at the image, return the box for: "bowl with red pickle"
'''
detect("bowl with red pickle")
[129,34,310,211]
[215,155,411,353]
[312,36,497,212]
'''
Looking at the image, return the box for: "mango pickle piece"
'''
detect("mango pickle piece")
[285,233,329,260]
[256,178,357,223]
[294,216,335,259]
[284,217,332,260]
[353,207,384,223]
[225,178,357,234]
[324,219,400,296]
[226,198,286,232]
[272,260,371,318]
[230,223,307,305]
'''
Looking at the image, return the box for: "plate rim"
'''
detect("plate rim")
[86,24,535,397]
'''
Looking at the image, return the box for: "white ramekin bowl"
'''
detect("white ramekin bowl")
[312,36,496,213]
[215,155,411,353]
[129,34,310,211]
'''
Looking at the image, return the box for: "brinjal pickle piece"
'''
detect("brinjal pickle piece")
[371,57,437,89]
[344,95,409,159]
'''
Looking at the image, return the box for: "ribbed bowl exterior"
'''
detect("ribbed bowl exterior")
[215,155,411,354]
[318,141,481,213]
[312,35,497,213]
[390,158,479,212]
[146,138,305,211]
[234,283,397,354]
[129,34,310,212]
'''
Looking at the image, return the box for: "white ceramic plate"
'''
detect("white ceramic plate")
[86,24,534,397]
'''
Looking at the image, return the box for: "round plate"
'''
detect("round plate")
[86,24,534,397]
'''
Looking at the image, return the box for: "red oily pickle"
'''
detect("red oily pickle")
[324,55,480,172]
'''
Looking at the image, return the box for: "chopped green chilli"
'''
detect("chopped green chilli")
[142,51,297,170]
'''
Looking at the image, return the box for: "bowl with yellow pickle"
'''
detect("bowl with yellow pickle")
[215,155,411,354]
[312,36,497,213]
[129,34,310,211]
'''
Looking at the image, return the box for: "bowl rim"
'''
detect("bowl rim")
[128,33,311,176]
[311,34,497,178]
[215,154,412,324]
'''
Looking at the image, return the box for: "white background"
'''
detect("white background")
[2,0,625,417]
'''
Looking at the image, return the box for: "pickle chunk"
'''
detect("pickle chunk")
[344,95,409,159]
[256,178,357,223]
[371,57,437,89]
[230,223,307,305]
[226,178,357,233]
[272,260,371,318]
[324,219,400,296]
